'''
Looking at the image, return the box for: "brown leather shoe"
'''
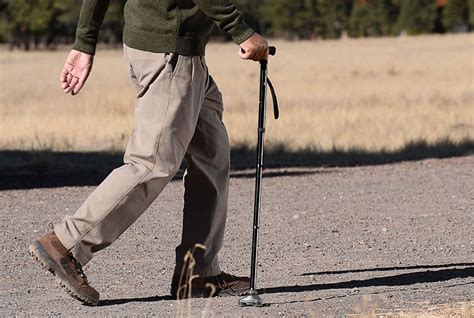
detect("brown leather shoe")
[29,232,100,306]
[171,271,250,299]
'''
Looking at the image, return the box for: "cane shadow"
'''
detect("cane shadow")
[300,262,474,276]
[229,168,334,179]
[97,294,173,307]
[258,266,474,296]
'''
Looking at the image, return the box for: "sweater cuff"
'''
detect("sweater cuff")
[72,38,97,56]
[228,23,255,45]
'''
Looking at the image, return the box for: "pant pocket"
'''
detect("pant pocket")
[165,53,182,77]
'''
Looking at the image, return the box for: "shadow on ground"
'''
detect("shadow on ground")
[263,265,474,295]
[260,265,474,305]
[96,263,473,307]
[0,139,472,190]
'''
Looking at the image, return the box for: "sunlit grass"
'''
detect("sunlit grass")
[0,34,473,153]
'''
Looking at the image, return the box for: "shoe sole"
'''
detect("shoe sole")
[218,288,250,297]
[171,287,249,299]
[28,242,99,306]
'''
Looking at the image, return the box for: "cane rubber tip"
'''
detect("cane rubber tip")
[239,292,263,307]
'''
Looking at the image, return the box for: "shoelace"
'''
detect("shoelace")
[69,252,89,283]
[218,271,238,282]
[215,272,241,295]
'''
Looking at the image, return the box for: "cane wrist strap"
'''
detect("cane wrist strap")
[267,78,279,120]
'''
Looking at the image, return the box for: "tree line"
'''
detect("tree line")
[0,0,473,50]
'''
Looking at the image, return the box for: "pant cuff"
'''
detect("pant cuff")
[54,224,91,266]
[69,244,92,267]
[174,261,221,278]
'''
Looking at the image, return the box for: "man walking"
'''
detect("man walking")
[29,0,269,306]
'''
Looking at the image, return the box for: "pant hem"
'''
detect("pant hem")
[53,226,91,266]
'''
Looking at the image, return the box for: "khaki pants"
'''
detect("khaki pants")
[54,44,230,277]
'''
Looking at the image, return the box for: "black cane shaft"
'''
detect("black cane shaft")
[249,60,268,291]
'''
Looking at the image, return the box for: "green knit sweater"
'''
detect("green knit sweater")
[73,0,255,56]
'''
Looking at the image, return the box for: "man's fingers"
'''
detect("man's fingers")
[241,46,268,61]
[62,79,71,92]
[59,50,94,94]
[253,50,262,61]
[241,49,262,61]
[72,79,85,95]
[64,76,78,94]
[263,46,270,60]
[66,73,73,85]
[68,77,79,93]
[257,45,269,61]
[239,48,252,60]
[60,67,69,83]
[69,76,79,89]
[63,78,73,93]
[255,48,264,61]
[64,85,73,93]
[61,67,90,94]
[239,33,270,61]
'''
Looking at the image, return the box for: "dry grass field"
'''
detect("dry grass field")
[0,34,473,153]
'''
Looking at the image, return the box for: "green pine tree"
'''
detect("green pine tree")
[349,0,399,37]
[348,2,371,37]
[262,0,315,39]
[316,0,350,39]
[100,0,126,45]
[45,1,80,47]
[443,0,469,32]
[469,0,474,28]
[2,0,54,49]
[396,0,437,35]
[0,0,80,49]
[233,0,265,33]
[0,0,8,42]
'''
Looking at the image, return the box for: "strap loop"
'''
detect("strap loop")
[267,78,279,120]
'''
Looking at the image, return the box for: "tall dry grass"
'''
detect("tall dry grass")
[0,34,473,152]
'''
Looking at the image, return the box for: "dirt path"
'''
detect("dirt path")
[1,156,473,316]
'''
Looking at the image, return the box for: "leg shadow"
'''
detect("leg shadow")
[97,294,173,307]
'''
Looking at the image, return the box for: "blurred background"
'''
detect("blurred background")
[0,0,473,188]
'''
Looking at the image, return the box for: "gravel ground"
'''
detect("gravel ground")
[1,156,473,316]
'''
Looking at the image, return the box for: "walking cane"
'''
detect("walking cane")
[239,46,278,307]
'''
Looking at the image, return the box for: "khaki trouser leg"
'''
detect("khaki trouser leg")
[54,45,209,266]
[174,76,230,277]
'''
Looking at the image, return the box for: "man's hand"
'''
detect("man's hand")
[60,50,94,95]
[239,33,269,61]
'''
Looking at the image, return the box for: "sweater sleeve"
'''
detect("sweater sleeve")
[192,0,255,44]
[72,0,111,55]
